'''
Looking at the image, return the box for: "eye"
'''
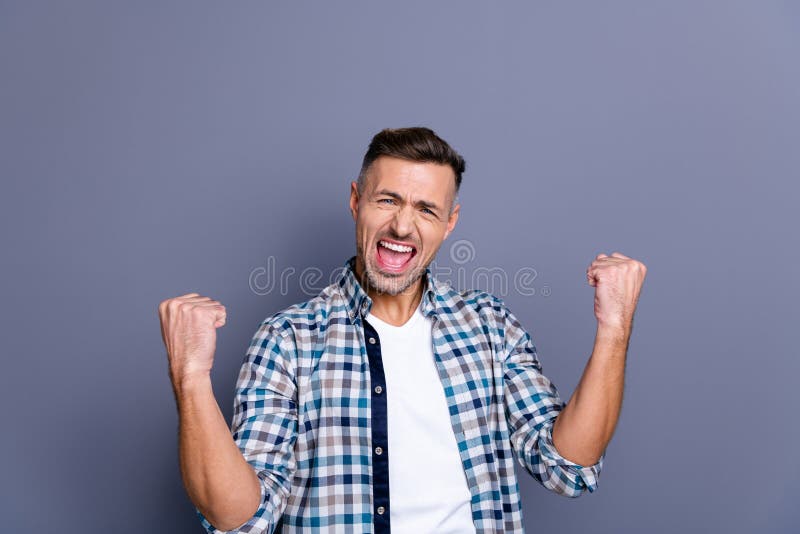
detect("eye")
[421,208,435,216]
[378,198,396,205]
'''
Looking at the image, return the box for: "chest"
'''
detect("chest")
[293,316,503,443]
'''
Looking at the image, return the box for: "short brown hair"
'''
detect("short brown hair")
[357,127,466,194]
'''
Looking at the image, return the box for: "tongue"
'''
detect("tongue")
[378,245,413,268]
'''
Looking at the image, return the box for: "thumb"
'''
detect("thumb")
[213,305,227,328]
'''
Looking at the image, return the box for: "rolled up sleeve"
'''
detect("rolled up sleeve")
[502,310,603,497]
[198,321,299,533]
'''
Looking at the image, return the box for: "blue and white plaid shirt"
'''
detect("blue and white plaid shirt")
[200,257,602,533]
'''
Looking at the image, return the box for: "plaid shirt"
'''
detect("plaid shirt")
[200,257,602,533]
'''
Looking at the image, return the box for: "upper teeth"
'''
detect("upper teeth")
[380,241,413,253]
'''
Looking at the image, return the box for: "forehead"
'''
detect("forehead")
[364,156,456,200]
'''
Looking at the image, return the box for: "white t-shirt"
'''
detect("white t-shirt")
[366,303,476,534]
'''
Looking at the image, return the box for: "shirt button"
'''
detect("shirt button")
[374,385,383,394]
[376,506,385,515]
[375,446,383,455]
[368,337,376,344]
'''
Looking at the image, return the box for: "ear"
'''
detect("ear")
[443,203,460,240]
[349,181,360,221]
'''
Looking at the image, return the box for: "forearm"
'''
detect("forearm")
[175,373,261,531]
[551,324,629,466]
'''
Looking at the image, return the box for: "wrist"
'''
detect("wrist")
[169,367,213,399]
[595,322,631,345]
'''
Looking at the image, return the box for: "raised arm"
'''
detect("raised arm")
[158,293,261,531]
[551,252,647,466]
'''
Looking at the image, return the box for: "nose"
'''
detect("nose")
[390,204,415,238]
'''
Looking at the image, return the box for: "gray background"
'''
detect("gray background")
[1,2,798,533]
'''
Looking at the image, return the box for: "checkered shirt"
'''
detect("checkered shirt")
[199,257,603,533]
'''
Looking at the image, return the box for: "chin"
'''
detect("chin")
[364,260,425,296]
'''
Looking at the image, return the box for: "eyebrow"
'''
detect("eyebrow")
[374,189,443,214]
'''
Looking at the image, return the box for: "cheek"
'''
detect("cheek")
[420,226,447,251]
[360,210,392,233]
[356,218,378,245]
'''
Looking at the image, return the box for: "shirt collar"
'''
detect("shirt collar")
[338,256,448,323]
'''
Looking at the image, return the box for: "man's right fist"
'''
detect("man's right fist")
[158,293,227,384]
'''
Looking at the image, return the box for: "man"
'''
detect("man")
[158,127,647,533]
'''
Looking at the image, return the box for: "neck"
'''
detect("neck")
[354,258,425,327]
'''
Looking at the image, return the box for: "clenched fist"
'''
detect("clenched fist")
[586,252,647,333]
[158,293,227,386]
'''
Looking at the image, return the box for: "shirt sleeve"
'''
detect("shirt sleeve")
[198,321,299,533]
[500,305,603,497]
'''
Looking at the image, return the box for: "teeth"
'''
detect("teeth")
[379,240,414,253]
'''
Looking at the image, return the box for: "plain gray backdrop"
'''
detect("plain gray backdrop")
[1,2,798,533]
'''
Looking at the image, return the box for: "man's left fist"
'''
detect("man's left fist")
[586,252,647,333]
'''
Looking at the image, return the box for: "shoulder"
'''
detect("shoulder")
[435,278,509,323]
[435,280,532,351]
[253,281,345,342]
[241,282,345,378]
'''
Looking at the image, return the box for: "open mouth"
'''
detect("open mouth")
[375,239,418,273]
